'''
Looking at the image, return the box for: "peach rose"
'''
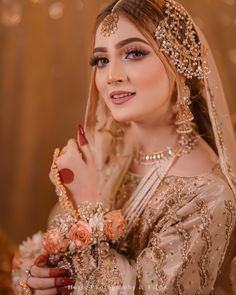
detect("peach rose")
[12,250,22,270]
[43,228,69,255]
[68,221,92,249]
[104,210,126,240]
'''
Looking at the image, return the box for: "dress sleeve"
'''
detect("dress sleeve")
[82,246,137,295]
[136,182,236,295]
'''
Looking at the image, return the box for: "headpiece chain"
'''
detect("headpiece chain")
[154,0,209,79]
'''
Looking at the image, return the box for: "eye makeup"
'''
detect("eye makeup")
[89,45,150,68]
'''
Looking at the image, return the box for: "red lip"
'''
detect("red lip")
[109,90,135,98]
[110,91,136,105]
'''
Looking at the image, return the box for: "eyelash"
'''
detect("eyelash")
[89,48,149,68]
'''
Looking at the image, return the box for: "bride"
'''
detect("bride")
[13,0,236,294]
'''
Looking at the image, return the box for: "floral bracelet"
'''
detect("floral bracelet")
[42,201,126,267]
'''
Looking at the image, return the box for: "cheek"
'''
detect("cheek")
[136,58,170,95]
[130,57,170,113]
[95,71,106,96]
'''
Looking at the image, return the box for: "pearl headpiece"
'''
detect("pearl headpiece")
[100,0,209,79]
[154,0,209,79]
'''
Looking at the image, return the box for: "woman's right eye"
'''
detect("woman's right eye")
[89,56,109,68]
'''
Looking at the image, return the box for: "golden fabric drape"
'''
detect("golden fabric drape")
[0,0,235,245]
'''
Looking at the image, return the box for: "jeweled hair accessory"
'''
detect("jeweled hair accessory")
[154,0,209,79]
[101,0,123,37]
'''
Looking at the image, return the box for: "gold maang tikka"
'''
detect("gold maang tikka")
[100,0,124,37]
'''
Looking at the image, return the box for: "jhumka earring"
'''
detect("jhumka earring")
[100,0,124,37]
[175,84,194,135]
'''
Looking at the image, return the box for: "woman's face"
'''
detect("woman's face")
[93,14,173,124]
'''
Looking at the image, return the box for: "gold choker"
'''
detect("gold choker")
[133,135,198,166]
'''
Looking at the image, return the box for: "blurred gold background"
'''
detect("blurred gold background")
[0,0,236,246]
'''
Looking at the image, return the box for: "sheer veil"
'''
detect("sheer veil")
[197,27,236,196]
[84,1,236,214]
[84,2,236,294]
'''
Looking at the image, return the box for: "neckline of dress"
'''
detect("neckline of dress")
[128,160,220,180]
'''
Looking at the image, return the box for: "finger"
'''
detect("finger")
[56,141,82,167]
[34,286,74,295]
[49,268,70,278]
[28,277,75,289]
[55,277,75,287]
[34,288,58,295]
[28,277,54,289]
[56,139,81,163]
[77,124,94,163]
[30,265,70,278]
[57,285,75,294]
[66,138,80,152]
[77,124,88,146]
[35,254,49,267]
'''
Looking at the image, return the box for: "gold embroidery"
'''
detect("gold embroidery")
[113,167,235,294]
[114,171,140,209]
[86,242,122,295]
[217,200,236,272]
[195,199,212,293]
[136,243,168,293]
[152,246,168,291]
[174,225,192,295]
[224,200,235,243]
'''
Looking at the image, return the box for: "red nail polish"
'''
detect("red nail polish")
[50,268,70,277]
[59,168,74,184]
[77,124,88,146]
[56,277,75,286]
[35,254,48,267]
[57,285,74,293]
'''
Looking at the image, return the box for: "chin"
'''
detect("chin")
[111,113,131,123]
[111,111,140,124]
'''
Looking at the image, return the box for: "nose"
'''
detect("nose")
[107,59,127,85]
[107,77,123,85]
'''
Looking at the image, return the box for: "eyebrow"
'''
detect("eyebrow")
[93,37,149,53]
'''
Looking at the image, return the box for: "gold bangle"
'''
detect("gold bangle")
[19,281,32,295]
[52,148,80,220]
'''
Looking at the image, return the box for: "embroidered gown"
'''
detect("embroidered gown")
[112,163,236,295]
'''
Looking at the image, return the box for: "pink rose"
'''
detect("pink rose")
[68,221,92,250]
[104,210,126,240]
[43,228,68,255]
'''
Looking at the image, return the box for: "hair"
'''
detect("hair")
[90,0,217,153]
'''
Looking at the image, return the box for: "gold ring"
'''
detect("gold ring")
[25,264,33,277]
[19,281,32,295]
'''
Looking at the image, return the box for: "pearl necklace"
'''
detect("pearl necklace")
[133,134,198,166]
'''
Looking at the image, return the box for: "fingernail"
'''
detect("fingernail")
[50,268,70,277]
[35,255,48,267]
[56,277,76,286]
[77,124,88,146]
[57,285,74,293]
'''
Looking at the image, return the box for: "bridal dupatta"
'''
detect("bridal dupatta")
[83,6,236,294]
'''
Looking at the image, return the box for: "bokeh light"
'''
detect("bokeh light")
[48,1,64,20]
[1,1,22,27]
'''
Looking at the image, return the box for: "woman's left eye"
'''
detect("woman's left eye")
[125,50,149,59]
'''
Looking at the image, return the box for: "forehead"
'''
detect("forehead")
[95,14,148,47]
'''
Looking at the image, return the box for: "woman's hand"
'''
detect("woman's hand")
[49,124,100,206]
[27,254,75,295]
